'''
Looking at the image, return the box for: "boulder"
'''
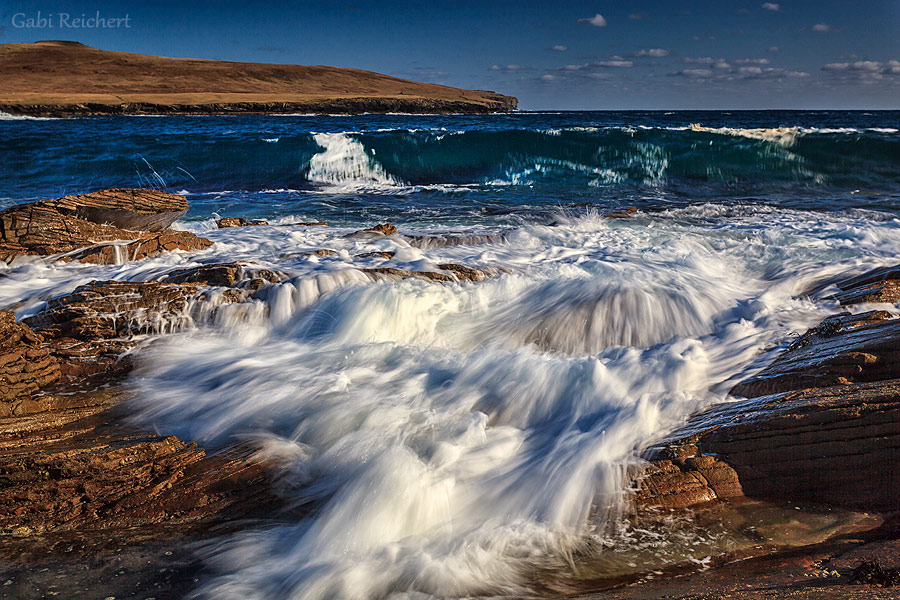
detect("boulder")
[157,261,288,290]
[831,262,900,305]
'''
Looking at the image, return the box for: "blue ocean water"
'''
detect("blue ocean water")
[2,110,900,599]
[2,110,899,225]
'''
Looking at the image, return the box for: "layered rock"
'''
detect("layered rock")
[0,312,60,406]
[217,217,269,228]
[0,188,211,264]
[634,262,900,514]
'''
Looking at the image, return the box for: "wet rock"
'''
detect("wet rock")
[638,378,900,512]
[0,389,287,543]
[0,312,60,405]
[831,263,900,305]
[22,280,243,386]
[438,263,492,282]
[0,189,211,265]
[216,217,269,228]
[302,249,337,257]
[345,223,397,238]
[296,221,328,226]
[731,311,900,398]
[403,233,505,249]
[362,267,453,283]
[361,264,495,284]
[606,207,638,219]
[157,262,288,290]
[59,230,212,265]
[356,251,395,260]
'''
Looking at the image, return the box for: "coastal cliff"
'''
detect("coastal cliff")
[0,41,518,117]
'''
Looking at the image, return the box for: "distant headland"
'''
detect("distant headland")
[0,41,518,117]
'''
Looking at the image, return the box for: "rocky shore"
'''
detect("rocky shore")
[1,189,898,598]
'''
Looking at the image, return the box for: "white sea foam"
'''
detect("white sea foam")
[307,132,405,191]
[60,207,892,599]
[4,203,900,598]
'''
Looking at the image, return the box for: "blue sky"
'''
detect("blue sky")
[1,0,898,109]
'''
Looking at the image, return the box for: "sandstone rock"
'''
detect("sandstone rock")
[0,389,287,541]
[731,311,900,398]
[0,189,211,264]
[23,280,244,386]
[157,262,288,290]
[217,217,269,228]
[0,311,60,404]
[37,188,188,231]
[296,221,328,226]
[403,233,505,249]
[361,264,495,284]
[60,230,212,265]
[641,379,900,512]
[356,251,395,259]
[345,223,397,238]
[831,263,900,305]
[362,267,453,283]
[607,207,638,219]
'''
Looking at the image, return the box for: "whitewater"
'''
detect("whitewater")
[1,110,899,599]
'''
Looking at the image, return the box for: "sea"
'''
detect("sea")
[1,110,899,598]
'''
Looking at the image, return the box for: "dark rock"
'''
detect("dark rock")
[438,263,491,282]
[356,251,395,259]
[832,263,900,305]
[23,280,244,386]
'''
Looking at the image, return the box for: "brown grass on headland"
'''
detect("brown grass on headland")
[0,41,517,116]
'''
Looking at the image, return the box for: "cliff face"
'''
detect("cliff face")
[0,41,518,116]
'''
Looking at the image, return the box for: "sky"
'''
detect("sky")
[1,0,898,110]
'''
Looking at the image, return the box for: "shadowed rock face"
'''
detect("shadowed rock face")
[0,188,210,264]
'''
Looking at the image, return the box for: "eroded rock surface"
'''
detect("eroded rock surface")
[0,312,60,405]
[0,189,211,264]
[217,217,269,228]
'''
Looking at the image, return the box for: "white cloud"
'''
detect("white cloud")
[812,23,832,32]
[676,69,715,78]
[734,58,771,65]
[635,48,671,57]
[761,3,780,11]
[489,64,528,73]
[579,13,608,27]
[550,45,568,52]
[768,46,780,52]
[628,13,647,20]
[540,74,557,81]
[822,59,900,81]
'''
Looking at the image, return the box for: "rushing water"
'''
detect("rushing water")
[1,110,899,599]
